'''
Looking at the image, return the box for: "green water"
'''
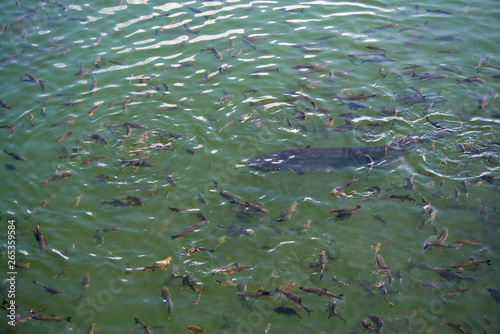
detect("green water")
[1,0,499,333]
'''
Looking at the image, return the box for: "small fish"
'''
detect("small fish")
[433,227,448,246]
[3,148,26,161]
[95,227,120,233]
[339,100,372,110]
[210,262,254,275]
[412,72,448,80]
[376,254,390,272]
[217,94,233,106]
[161,285,173,314]
[55,128,75,143]
[433,268,476,283]
[86,133,109,144]
[232,199,269,213]
[371,214,386,228]
[331,175,358,197]
[216,224,256,236]
[73,272,90,302]
[170,220,209,239]
[91,35,102,48]
[332,276,348,286]
[133,129,153,144]
[214,181,243,201]
[377,281,393,307]
[180,246,214,257]
[317,251,327,281]
[45,171,75,185]
[280,289,302,306]
[372,243,381,263]
[479,91,489,109]
[33,280,64,295]
[450,259,491,269]
[53,268,70,279]
[289,219,311,233]
[486,287,500,302]
[185,325,205,334]
[0,49,25,62]
[390,194,415,202]
[134,317,153,334]
[445,322,465,333]
[274,282,297,293]
[367,314,384,333]
[142,256,172,272]
[426,9,454,14]
[166,174,177,186]
[272,306,302,320]
[484,316,497,330]
[330,205,361,215]
[34,223,47,250]
[21,72,39,83]
[243,88,260,98]
[299,286,343,299]
[419,235,436,254]
[33,314,71,323]
[326,297,346,322]
[362,23,396,34]
[0,99,12,110]
[90,74,97,95]
[88,102,102,119]
[83,156,107,164]
[273,201,297,222]
[236,288,272,298]
[250,68,280,75]
[200,47,222,60]
[361,319,377,332]
[50,119,74,128]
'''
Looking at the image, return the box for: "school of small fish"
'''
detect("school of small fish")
[1,1,499,333]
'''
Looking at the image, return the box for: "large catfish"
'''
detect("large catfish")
[248,136,420,173]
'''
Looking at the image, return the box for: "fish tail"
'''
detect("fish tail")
[467,277,476,283]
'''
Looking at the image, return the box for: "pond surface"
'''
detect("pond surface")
[1,1,499,333]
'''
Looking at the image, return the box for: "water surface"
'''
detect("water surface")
[1,1,499,333]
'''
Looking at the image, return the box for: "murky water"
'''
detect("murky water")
[1,1,499,333]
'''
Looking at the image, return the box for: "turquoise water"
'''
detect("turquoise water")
[1,0,499,333]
